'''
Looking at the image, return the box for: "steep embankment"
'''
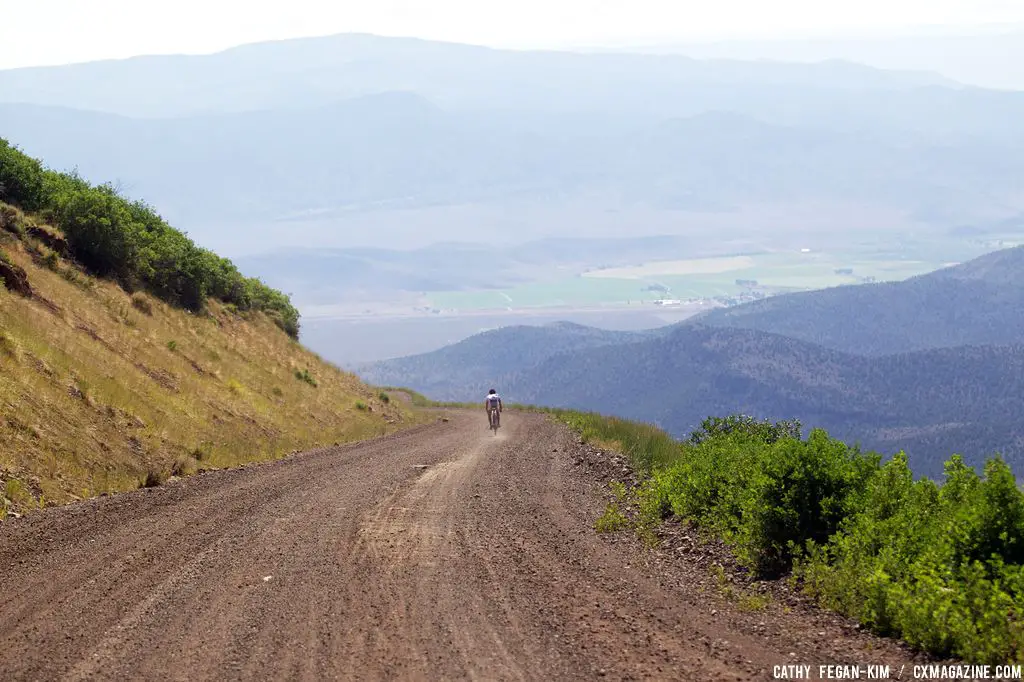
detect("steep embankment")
[0,141,421,514]
[1,207,416,512]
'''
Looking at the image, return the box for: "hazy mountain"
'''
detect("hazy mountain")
[0,33,959,119]
[695,245,1024,355]
[234,235,713,304]
[357,321,652,399]
[1,33,1022,260]
[2,98,1021,244]
[626,28,1024,91]
[519,326,1024,477]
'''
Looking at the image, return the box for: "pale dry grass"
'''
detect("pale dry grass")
[1,227,428,513]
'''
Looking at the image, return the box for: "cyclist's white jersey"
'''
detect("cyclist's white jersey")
[486,393,501,408]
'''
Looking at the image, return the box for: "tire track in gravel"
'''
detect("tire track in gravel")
[0,411,928,681]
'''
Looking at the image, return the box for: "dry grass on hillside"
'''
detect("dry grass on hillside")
[1,210,424,513]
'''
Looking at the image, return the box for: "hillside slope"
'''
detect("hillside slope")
[693,245,1024,355]
[358,321,651,401]
[0,195,418,515]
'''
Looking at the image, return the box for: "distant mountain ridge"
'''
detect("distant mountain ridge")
[358,322,652,400]
[512,325,1024,470]
[2,98,1020,236]
[1,32,1022,258]
[620,28,1024,91]
[0,33,959,118]
[694,245,1024,355]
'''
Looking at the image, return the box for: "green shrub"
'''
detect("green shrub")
[641,422,872,574]
[294,368,317,387]
[166,340,177,352]
[0,140,47,211]
[795,454,1024,663]
[4,478,36,508]
[378,391,391,404]
[688,414,802,445]
[595,503,629,533]
[555,409,1024,664]
[354,400,368,411]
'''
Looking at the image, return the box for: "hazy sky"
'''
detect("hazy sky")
[2,0,1023,69]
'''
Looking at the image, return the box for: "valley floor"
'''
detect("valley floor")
[0,411,939,681]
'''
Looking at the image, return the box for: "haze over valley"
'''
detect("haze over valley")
[2,31,1023,361]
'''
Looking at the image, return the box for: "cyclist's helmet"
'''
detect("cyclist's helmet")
[489,389,496,394]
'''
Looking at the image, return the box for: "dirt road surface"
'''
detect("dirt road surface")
[1,411,929,681]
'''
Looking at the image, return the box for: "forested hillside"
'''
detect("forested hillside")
[358,321,652,400]
[505,325,1024,476]
[694,245,1024,355]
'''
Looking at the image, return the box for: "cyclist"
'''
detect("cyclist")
[484,388,503,428]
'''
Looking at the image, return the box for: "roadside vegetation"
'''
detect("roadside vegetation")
[1,140,425,515]
[551,410,1024,665]
[0,138,299,337]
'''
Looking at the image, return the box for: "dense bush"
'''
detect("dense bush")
[555,409,1024,664]
[0,139,48,211]
[688,414,802,446]
[644,417,876,574]
[796,454,1024,663]
[0,138,300,338]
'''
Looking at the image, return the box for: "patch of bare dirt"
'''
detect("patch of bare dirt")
[133,361,179,392]
[0,255,33,297]
[75,323,128,359]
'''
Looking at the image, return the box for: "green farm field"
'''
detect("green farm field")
[425,249,956,311]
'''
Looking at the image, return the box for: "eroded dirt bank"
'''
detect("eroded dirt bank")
[0,411,934,681]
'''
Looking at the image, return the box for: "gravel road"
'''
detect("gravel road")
[0,411,930,681]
